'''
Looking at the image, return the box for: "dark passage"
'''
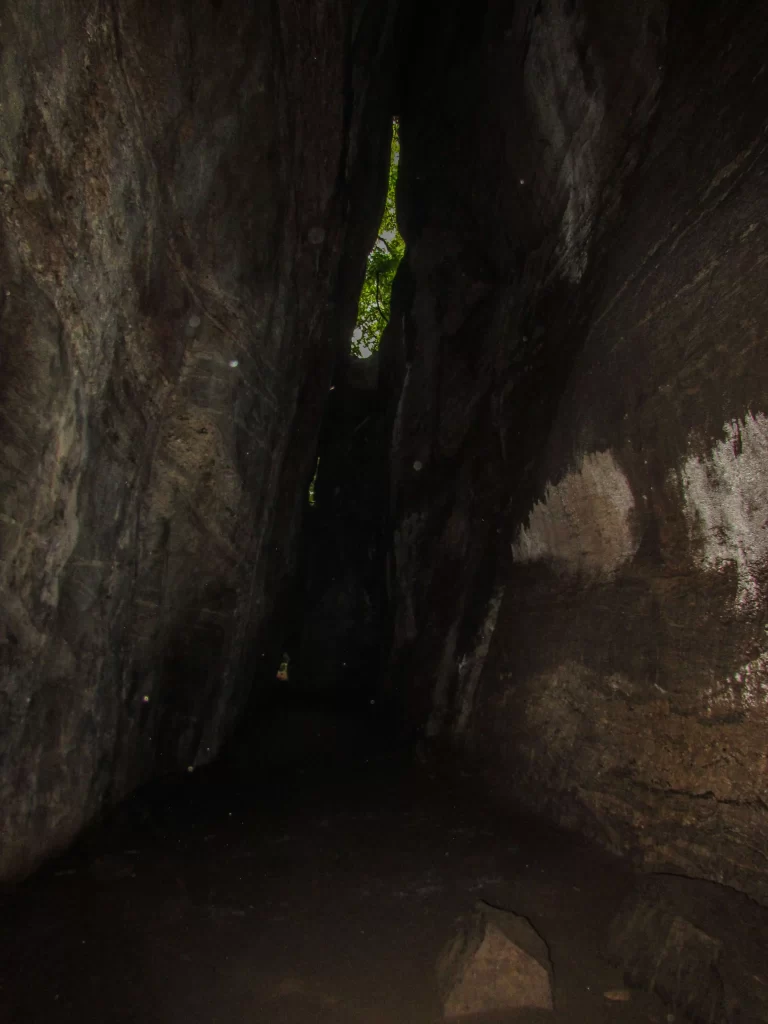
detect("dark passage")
[2,0,768,1022]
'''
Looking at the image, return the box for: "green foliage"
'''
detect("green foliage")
[308,457,319,506]
[351,121,405,358]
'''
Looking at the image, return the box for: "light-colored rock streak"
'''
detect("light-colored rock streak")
[454,586,506,736]
[676,411,768,610]
[705,650,768,714]
[511,449,637,577]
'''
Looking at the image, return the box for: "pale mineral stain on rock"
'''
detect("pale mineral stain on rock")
[511,449,637,577]
[675,412,768,610]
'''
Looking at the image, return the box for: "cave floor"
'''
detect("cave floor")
[1,745,668,1024]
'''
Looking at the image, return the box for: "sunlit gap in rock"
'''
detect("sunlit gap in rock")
[350,118,404,359]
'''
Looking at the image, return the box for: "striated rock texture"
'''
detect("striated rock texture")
[0,0,399,879]
[385,0,768,903]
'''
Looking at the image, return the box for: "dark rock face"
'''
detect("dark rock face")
[292,353,390,698]
[385,0,768,903]
[0,0,399,878]
[608,873,768,1023]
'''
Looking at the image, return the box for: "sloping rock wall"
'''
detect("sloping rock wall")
[0,0,398,879]
[387,0,768,902]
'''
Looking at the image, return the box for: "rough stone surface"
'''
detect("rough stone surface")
[384,0,768,906]
[438,901,554,1017]
[0,0,399,879]
[607,873,768,1023]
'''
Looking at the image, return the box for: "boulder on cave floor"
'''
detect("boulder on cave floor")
[437,900,554,1018]
[607,873,768,1024]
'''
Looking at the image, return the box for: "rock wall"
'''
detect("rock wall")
[0,0,399,879]
[5,0,768,911]
[291,352,390,698]
[387,0,768,903]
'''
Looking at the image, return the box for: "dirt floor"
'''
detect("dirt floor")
[0,709,671,1024]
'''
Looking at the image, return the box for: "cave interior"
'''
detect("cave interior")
[2,0,768,1021]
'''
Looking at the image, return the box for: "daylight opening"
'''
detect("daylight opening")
[350,119,404,359]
